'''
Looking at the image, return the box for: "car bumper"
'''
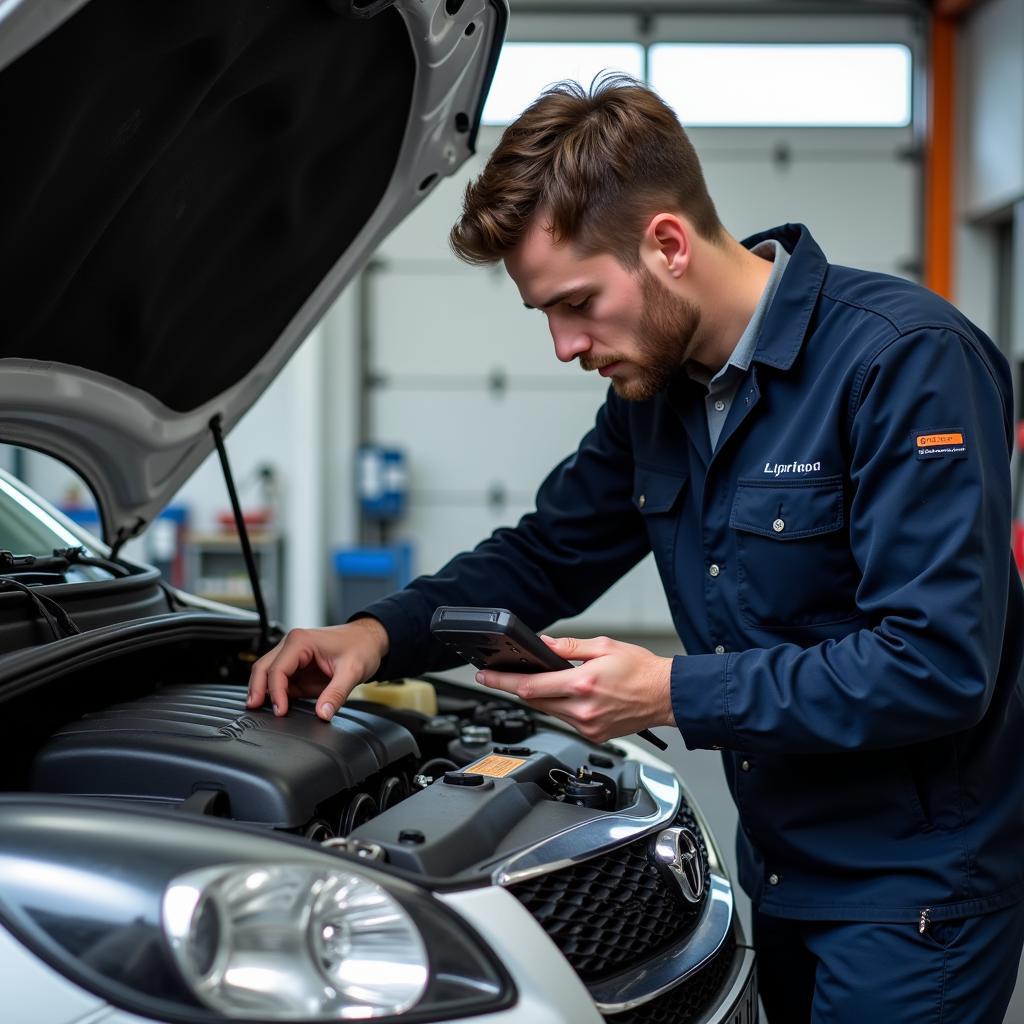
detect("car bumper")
[440,885,758,1024]
[4,883,757,1024]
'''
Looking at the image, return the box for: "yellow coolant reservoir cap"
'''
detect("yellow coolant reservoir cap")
[350,679,438,716]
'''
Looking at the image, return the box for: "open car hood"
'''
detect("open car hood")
[0,0,506,546]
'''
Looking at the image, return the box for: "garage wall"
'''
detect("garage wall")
[952,0,1023,545]
[959,0,1024,218]
[954,0,1024,351]
[364,9,924,636]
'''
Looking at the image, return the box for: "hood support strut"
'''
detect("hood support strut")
[209,415,271,650]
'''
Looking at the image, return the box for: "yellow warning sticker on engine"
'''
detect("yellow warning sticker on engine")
[466,754,527,778]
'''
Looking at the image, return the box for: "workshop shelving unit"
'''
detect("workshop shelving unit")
[183,531,283,620]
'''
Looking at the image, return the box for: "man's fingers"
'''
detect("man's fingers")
[517,694,576,719]
[518,696,611,742]
[517,696,580,728]
[540,634,616,661]
[246,662,268,708]
[247,641,283,708]
[475,667,579,701]
[245,624,388,721]
[266,642,319,716]
[316,662,365,720]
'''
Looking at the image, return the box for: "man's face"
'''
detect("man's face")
[505,219,701,401]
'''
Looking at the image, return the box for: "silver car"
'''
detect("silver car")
[0,1,757,1022]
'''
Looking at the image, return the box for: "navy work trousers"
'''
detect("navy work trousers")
[753,902,1024,1023]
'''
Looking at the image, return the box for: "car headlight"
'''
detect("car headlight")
[0,798,513,1022]
[163,864,428,1019]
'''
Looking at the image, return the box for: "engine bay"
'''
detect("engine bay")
[1,642,725,1008]
[28,678,665,880]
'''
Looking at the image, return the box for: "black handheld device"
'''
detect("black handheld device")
[429,606,668,751]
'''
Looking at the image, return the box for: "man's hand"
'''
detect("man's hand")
[246,618,389,721]
[475,634,675,743]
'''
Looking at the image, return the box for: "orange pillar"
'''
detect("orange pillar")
[924,15,955,300]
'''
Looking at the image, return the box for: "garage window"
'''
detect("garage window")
[482,42,645,125]
[648,43,911,127]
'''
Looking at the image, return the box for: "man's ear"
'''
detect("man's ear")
[640,213,692,279]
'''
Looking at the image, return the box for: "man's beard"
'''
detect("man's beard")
[581,267,701,402]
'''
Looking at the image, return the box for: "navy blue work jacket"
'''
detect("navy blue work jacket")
[365,224,1024,923]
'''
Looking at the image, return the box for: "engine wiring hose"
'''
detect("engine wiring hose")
[417,758,459,778]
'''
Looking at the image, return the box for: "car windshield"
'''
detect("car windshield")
[0,474,88,555]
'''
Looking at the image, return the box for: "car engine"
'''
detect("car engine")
[26,679,737,1019]
[30,681,705,875]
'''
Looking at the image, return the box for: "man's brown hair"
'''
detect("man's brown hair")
[450,74,723,268]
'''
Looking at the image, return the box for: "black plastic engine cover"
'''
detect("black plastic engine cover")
[350,731,633,876]
[30,684,418,827]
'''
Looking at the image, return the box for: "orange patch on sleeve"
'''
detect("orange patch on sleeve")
[917,433,964,448]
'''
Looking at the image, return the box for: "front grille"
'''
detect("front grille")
[508,802,710,981]
[602,933,738,1024]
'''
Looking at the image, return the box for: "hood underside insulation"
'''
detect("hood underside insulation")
[0,0,414,411]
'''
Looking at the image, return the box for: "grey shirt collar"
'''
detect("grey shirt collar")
[685,238,791,388]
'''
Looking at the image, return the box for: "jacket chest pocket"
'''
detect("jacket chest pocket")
[729,476,860,628]
[634,467,688,590]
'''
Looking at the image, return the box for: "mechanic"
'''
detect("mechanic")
[248,77,1024,1022]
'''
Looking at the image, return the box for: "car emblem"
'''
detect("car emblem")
[649,826,705,904]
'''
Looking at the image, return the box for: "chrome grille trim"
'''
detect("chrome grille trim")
[491,763,681,887]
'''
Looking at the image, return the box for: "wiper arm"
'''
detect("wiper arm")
[53,546,132,578]
[0,550,70,575]
[0,548,131,580]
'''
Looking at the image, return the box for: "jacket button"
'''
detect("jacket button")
[772,518,785,533]
[709,563,721,577]
[638,494,646,509]
[714,645,726,655]
[741,760,751,771]
[769,873,780,885]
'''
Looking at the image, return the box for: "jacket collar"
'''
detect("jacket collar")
[739,223,828,372]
